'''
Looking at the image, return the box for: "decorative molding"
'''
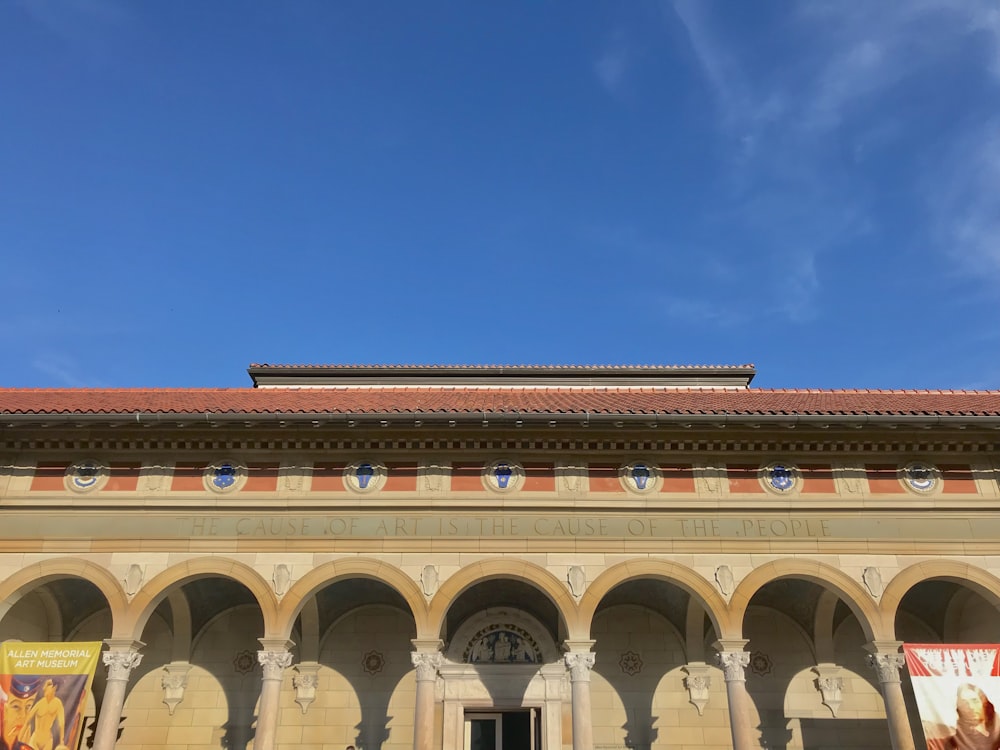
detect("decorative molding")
[160,662,191,715]
[748,651,772,677]
[272,564,292,598]
[465,624,541,664]
[257,649,293,680]
[619,651,642,676]
[862,567,883,598]
[814,665,844,717]
[103,650,142,682]
[293,662,320,714]
[567,566,586,598]
[411,651,442,681]
[343,460,387,494]
[420,565,439,597]
[564,651,596,681]
[362,650,385,676]
[867,652,905,684]
[715,650,750,682]
[683,663,712,716]
[714,565,735,597]
[233,650,256,675]
[482,459,525,493]
[123,564,144,598]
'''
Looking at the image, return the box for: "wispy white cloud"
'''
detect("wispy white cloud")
[661,0,1000,331]
[594,30,632,96]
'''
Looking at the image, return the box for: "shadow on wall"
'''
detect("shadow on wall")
[799,718,891,749]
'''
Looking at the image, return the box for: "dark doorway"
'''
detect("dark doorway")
[466,710,540,750]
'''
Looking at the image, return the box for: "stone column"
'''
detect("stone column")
[92,639,144,750]
[714,639,754,750]
[563,643,596,750]
[253,639,294,750]
[410,639,443,750]
[866,641,916,750]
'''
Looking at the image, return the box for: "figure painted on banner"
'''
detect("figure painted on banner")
[0,676,41,750]
[25,680,66,750]
[929,683,1000,750]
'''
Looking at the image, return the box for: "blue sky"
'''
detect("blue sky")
[2,1,999,389]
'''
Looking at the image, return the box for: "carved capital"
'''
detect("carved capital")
[683,663,712,716]
[715,650,750,682]
[564,652,596,682]
[160,662,191,715]
[813,665,844,717]
[867,652,905,684]
[411,651,442,681]
[258,649,293,680]
[293,662,321,714]
[104,650,143,682]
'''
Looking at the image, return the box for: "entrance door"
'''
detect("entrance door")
[464,710,540,750]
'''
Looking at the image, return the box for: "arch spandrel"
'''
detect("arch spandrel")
[880,560,1000,636]
[427,558,579,641]
[579,560,733,640]
[730,559,880,642]
[276,557,428,639]
[0,558,128,633]
[122,557,279,639]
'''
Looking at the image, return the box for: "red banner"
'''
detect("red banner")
[904,644,1000,750]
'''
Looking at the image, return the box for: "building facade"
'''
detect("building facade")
[1,364,1000,750]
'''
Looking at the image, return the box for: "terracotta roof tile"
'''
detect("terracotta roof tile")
[2,387,1000,417]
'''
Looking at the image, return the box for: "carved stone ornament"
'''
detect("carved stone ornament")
[343,460,387,494]
[716,651,750,682]
[203,459,248,494]
[234,649,256,675]
[619,651,642,676]
[564,652,596,682]
[123,564,145,598]
[683,664,712,716]
[257,649,293,680]
[715,565,735,596]
[160,662,191,716]
[482,459,525,493]
[862,566,884,598]
[103,650,143,681]
[701,465,723,496]
[272,564,292,598]
[567,566,586,598]
[420,565,439,597]
[65,459,110,493]
[293,662,321,714]
[814,665,844,717]
[363,650,385,676]
[411,651,442,681]
[867,652,905,684]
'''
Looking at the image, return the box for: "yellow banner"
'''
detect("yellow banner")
[0,642,103,750]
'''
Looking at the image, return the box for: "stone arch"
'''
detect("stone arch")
[427,558,578,641]
[277,558,428,639]
[579,560,732,639]
[122,557,279,639]
[730,559,880,642]
[0,557,128,634]
[880,560,1000,636]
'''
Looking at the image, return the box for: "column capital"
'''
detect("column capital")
[411,651,443,681]
[102,639,144,681]
[564,651,596,682]
[864,642,906,684]
[867,652,905,684]
[713,640,750,683]
[258,649,294,680]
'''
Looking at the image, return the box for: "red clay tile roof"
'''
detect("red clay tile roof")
[2,388,1000,418]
